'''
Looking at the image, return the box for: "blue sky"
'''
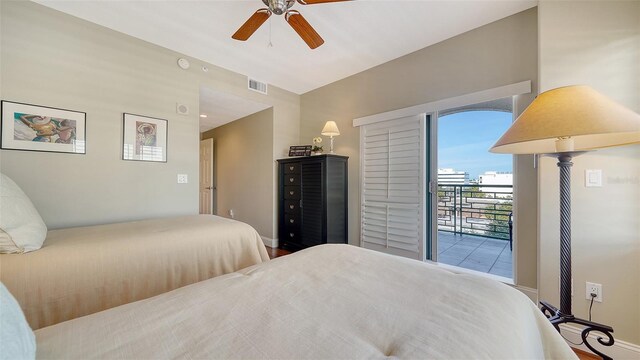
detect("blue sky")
[438,111,512,180]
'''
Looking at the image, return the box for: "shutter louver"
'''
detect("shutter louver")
[361,115,425,260]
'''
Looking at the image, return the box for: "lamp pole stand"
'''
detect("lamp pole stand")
[329,136,335,154]
[539,152,614,360]
[558,153,573,315]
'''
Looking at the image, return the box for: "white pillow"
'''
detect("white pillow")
[0,283,36,360]
[0,173,47,253]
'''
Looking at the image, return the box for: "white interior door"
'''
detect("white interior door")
[199,138,214,214]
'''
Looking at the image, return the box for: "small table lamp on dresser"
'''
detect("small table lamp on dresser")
[321,121,340,154]
[490,85,640,360]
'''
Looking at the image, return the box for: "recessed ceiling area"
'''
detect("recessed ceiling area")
[199,87,271,133]
[35,0,537,95]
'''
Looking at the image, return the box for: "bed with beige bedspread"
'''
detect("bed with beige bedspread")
[0,214,269,330]
[35,244,576,359]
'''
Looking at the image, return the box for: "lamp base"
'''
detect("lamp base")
[540,300,614,360]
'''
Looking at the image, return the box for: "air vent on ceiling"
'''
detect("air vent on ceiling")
[248,77,268,95]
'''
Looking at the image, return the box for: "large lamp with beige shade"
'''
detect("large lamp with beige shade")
[321,121,340,154]
[491,85,640,360]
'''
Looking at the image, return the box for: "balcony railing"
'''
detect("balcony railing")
[437,184,513,240]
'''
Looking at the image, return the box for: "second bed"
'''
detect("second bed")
[0,214,269,329]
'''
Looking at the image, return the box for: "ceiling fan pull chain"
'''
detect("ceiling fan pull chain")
[268,16,273,47]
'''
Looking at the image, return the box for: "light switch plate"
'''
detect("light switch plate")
[177,174,188,184]
[585,169,602,187]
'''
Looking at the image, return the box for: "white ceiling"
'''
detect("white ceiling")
[199,87,271,132]
[35,0,537,95]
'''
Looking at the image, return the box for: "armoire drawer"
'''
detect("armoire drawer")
[283,229,299,242]
[284,186,300,200]
[284,200,300,214]
[284,163,300,174]
[284,213,300,227]
[284,173,300,186]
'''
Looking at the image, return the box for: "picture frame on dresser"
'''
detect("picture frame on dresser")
[0,100,86,154]
[288,145,312,157]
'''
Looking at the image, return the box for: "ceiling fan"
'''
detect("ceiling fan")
[232,0,351,49]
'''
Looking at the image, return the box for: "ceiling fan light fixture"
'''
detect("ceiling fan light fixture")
[297,0,353,4]
[233,0,351,48]
[262,0,295,15]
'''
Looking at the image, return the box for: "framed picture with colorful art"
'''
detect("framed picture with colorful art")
[122,113,168,163]
[0,100,86,154]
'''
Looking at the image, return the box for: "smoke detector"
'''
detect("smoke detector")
[177,58,190,70]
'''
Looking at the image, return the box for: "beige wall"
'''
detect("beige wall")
[300,8,539,288]
[0,1,299,231]
[201,109,275,238]
[272,96,301,239]
[538,1,640,344]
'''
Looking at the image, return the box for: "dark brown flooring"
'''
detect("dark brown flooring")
[265,246,291,260]
[573,348,600,360]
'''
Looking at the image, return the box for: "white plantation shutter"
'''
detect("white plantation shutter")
[360,115,426,260]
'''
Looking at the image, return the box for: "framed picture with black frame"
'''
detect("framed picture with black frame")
[122,113,168,163]
[0,100,86,154]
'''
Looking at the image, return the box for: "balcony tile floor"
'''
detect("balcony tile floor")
[437,231,512,278]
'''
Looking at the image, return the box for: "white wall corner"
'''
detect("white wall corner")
[559,324,640,360]
[261,236,278,248]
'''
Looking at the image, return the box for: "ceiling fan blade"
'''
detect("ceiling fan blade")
[285,10,324,49]
[297,0,352,4]
[232,9,271,41]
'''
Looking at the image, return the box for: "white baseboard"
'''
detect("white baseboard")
[559,324,640,360]
[514,285,538,304]
[260,236,278,248]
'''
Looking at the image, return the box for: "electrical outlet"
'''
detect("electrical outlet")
[586,282,603,302]
[177,174,188,184]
